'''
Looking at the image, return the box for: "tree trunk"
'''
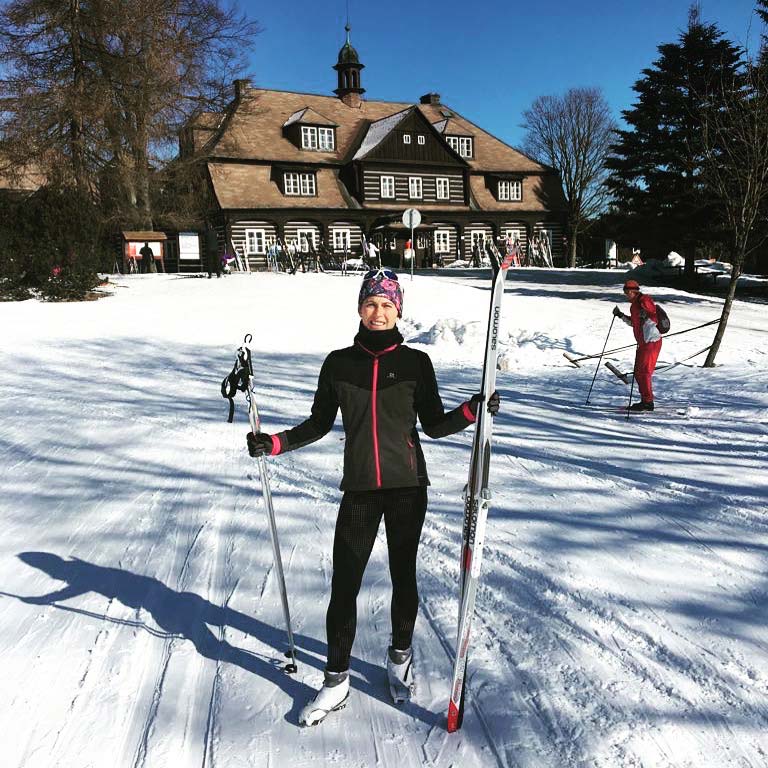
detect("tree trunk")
[684,244,696,280]
[569,232,578,268]
[703,261,742,367]
[69,0,88,197]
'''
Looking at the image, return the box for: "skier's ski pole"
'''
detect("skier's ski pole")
[585,315,616,405]
[563,318,719,367]
[625,361,636,421]
[240,335,298,673]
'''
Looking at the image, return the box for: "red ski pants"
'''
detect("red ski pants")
[634,340,662,403]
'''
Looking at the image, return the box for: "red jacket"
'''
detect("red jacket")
[629,293,659,346]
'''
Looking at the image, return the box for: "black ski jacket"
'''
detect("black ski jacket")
[268,328,475,491]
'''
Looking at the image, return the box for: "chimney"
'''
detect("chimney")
[420,93,440,105]
[340,92,363,109]
[234,78,251,102]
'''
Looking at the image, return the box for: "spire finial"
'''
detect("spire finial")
[345,0,351,41]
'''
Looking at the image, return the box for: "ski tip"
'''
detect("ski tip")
[447,702,461,733]
[563,352,582,368]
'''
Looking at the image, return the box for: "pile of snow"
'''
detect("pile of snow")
[407,317,485,347]
[666,251,684,267]
[1,270,766,768]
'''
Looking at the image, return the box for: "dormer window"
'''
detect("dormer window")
[301,125,335,151]
[284,171,316,196]
[446,135,473,158]
[498,180,522,201]
[318,127,335,150]
[301,126,317,150]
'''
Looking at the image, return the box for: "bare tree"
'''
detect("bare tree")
[521,87,617,267]
[0,0,259,226]
[699,62,768,366]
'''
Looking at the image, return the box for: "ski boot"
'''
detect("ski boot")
[298,670,349,726]
[387,646,414,704]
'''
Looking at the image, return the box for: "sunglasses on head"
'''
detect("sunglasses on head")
[364,268,399,281]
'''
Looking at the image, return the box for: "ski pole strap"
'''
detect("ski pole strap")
[221,346,252,423]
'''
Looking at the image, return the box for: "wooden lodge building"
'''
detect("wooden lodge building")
[183,28,567,270]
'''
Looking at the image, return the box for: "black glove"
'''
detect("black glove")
[469,390,501,417]
[247,431,273,457]
[613,306,624,318]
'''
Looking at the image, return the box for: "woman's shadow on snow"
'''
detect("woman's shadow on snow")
[7,552,441,727]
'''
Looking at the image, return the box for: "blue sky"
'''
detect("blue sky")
[240,0,763,148]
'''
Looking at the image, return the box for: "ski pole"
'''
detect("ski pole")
[563,317,720,367]
[585,315,616,405]
[240,335,298,674]
[625,359,636,421]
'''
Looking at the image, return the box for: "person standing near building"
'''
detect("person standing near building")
[613,278,662,411]
[139,242,155,274]
[471,239,481,268]
[245,268,500,725]
[205,224,221,278]
[366,239,379,269]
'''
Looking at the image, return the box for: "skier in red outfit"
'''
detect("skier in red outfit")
[613,279,662,411]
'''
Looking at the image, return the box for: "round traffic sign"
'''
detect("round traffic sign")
[402,208,422,229]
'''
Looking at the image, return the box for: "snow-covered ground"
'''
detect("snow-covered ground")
[1,268,766,768]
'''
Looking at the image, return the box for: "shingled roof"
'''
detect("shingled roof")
[205,86,546,173]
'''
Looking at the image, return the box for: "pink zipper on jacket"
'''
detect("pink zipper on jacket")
[356,341,399,488]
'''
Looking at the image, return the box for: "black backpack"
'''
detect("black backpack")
[655,305,671,334]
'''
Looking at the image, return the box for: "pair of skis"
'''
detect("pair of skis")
[447,242,513,732]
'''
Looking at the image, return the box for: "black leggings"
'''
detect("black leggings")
[326,486,428,673]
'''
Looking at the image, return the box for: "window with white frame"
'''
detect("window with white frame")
[469,230,486,247]
[284,172,316,196]
[318,127,335,150]
[245,228,266,254]
[408,176,422,199]
[301,125,335,151]
[446,135,473,158]
[503,228,521,243]
[434,229,451,253]
[296,228,316,251]
[284,172,300,195]
[332,228,351,250]
[498,180,522,201]
[380,175,395,198]
[300,173,316,196]
[301,126,318,150]
[403,134,411,144]
[417,135,425,145]
[436,177,450,200]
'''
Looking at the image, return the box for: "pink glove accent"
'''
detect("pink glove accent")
[461,402,476,423]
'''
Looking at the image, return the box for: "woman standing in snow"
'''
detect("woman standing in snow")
[613,278,662,411]
[246,268,500,726]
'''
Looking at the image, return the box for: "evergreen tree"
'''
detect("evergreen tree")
[0,1,259,228]
[758,0,768,26]
[606,7,742,276]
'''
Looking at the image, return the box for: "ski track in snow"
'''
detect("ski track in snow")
[1,271,767,767]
